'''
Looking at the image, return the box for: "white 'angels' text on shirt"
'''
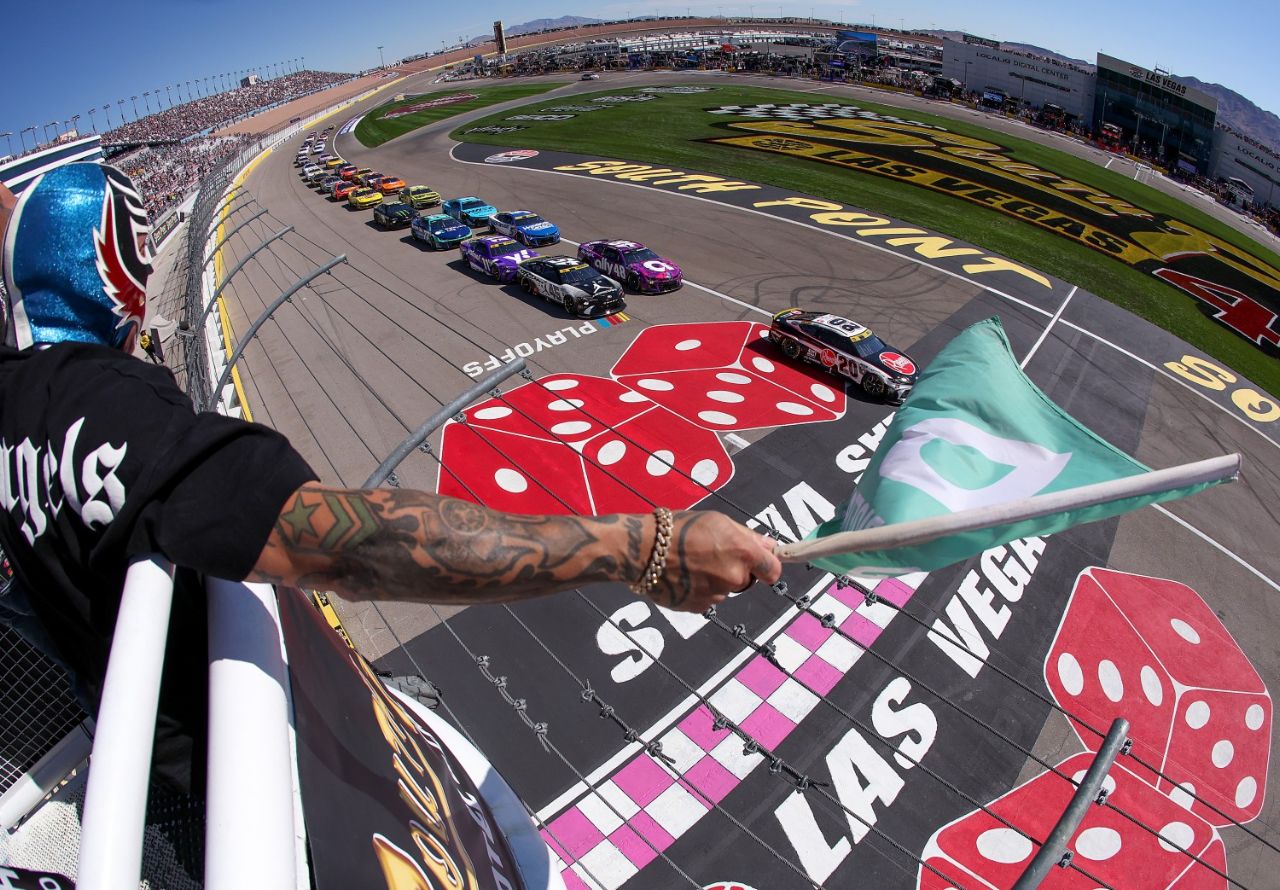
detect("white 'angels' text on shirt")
[1,418,127,544]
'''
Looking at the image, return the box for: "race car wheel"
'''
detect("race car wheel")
[520,276,535,294]
[781,337,802,360]
[627,272,641,292]
[566,296,583,315]
[861,374,887,399]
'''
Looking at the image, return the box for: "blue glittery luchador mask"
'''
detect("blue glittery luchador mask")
[1,163,153,350]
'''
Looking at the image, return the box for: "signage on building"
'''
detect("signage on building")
[1097,54,1217,111]
[962,33,1000,49]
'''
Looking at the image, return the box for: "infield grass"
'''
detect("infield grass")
[355,84,557,148]
[453,84,1280,396]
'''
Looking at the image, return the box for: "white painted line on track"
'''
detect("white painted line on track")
[1153,504,1280,596]
[452,145,1280,452]
[1021,286,1077,369]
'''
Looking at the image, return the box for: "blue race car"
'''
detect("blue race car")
[442,196,498,228]
[488,210,561,247]
[460,235,539,282]
[412,213,472,249]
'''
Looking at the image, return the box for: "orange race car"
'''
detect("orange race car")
[377,175,406,193]
[332,180,360,200]
[337,164,358,180]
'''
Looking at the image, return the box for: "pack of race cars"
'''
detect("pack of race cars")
[293,130,919,403]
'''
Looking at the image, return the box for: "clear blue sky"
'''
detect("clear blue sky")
[1,0,1276,153]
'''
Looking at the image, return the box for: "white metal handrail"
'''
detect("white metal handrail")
[77,555,175,890]
[205,578,302,889]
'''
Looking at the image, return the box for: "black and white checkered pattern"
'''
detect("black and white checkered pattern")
[707,103,947,130]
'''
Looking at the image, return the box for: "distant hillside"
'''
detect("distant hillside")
[507,16,602,36]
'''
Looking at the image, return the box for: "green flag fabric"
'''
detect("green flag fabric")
[801,317,1235,579]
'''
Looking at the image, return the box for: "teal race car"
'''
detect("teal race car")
[411,213,473,249]
[442,196,498,228]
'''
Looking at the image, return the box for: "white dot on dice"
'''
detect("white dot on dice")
[494,468,528,493]
[1245,704,1265,730]
[646,451,675,477]
[1169,782,1196,810]
[1074,826,1122,861]
[637,378,675,392]
[777,401,814,416]
[751,356,775,373]
[597,440,626,465]
[974,827,1033,864]
[698,410,738,426]
[548,398,585,411]
[473,405,513,420]
[1057,652,1084,696]
[707,389,746,404]
[1185,700,1211,729]
[544,378,580,391]
[1156,821,1195,853]
[1097,659,1124,703]
[1140,665,1163,707]
[1169,618,1201,644]
[619,391,649,403]
[692,459,720,486]
[810,383,836,402]
[1211,739,1234,768]
[675,339,701,351]
[716,371,752,385]
[1236,775,1258,807]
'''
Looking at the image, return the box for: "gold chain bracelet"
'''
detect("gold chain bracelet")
[630,507,673,597]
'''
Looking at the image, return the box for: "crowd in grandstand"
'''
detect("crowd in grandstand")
[111,135,260,221]
[103,70,350,146]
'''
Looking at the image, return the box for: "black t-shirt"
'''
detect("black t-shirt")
[0,343,316,788]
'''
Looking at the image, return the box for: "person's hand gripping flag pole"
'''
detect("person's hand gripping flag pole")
[776,318,1240,577]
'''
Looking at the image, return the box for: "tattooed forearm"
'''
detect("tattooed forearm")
[251,484,647,604]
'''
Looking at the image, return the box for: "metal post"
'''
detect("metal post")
[1012,718,1130,890]
[196,225,294,333]
[201,206,267,269]
[205,256,347,412]
[363,359,530,488]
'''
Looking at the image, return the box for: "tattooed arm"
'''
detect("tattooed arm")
[249,483,782,613]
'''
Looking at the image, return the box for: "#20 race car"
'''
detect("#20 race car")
[442,196,498,228]
[769,309,919,404]
[411,213,472,249]
[373,201,417,229]
[460,235,538,283]
[347,188,383,209]
[517,256,625,318]
[577,239,682,293]
[488,210,561,247]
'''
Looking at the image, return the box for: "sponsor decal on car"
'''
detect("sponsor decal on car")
[485,149,540,164]
[880,352,916,375]
[383,93,478,119]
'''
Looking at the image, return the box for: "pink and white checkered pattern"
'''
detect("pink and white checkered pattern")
[542,576,921,890]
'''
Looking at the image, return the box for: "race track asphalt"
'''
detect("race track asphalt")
[219,69,1280,890]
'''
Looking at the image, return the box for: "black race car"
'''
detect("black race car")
[769,309,919,403]
[372,201,417,229]
[517,256,625,318]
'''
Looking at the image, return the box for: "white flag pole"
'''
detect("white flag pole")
[777,454,1240,563]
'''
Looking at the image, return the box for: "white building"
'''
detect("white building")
[941,37,1096,121]
[1211,126,1280,209]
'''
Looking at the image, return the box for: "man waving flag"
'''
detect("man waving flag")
[778,317,1239,577]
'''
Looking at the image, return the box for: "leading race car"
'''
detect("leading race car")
[442,196,498,228]
[373,201,417,229]
[488,210,561,247]
[411,213,472,249]
[460,235,539,282]
[517,256,625,318]
[769,309,919,404]
[577,239,682,293]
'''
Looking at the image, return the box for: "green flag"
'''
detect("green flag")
[780,318,1238,578]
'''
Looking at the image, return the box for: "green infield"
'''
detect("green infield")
[453,85,1280,396]
[355,84,558,148]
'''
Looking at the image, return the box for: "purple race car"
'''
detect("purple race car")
[577,239,683,293]
[460,235,539,283]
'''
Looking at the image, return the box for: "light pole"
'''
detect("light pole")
[143,91,152,113]
[165,85,172,107]
[88,107,97,132]
[103,104,112,128]
[43,121,57,143]
[70,114,80,136]
[130,95,139,118]
[117,99,125,123]
[378,45,385,68]
[0,132,11,156]
[963,60,970,92]
[20,127,35,151]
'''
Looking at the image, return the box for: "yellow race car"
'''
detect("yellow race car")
[400,184,441,209]
[324,157,344,169]
[347,188,384,209]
